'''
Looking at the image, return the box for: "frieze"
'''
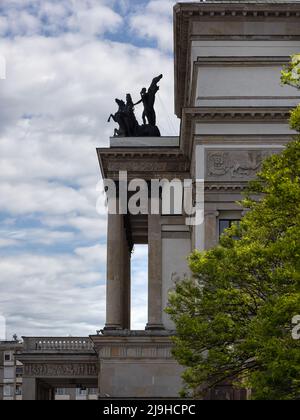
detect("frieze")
[106,160,188,173]
[24,363,98,378]
[98,345,173,359]
[206,149,280,181]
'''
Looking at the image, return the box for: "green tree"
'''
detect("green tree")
[167,56,300,400]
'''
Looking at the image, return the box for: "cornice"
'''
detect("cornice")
[97,148,186,158]
[174,1,300,117]
[205,183,248,191]
[180,106,292,156]
[184,106,291,121]
[196,56,291,66]
[174,2,300,18]
[97,147,191,180]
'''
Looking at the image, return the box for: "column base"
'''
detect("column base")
[145,323,165,331]
[103,325,123,331]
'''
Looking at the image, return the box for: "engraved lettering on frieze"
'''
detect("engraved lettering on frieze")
[24,363,97,377]
[206,150,279,180]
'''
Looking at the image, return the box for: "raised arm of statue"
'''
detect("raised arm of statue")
[148,74,163,94]
[134,98,143,106]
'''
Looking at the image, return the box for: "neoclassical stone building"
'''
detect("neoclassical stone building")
[19,1,300,400]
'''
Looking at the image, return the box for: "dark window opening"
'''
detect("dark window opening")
[219,220,240,239]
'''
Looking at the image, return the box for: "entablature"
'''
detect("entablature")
[97,147,191,181]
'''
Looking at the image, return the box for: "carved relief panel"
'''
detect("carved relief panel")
[206,149,280,181]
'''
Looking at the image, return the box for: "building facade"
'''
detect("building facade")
[18,1,300,400]
[0,341,23,400]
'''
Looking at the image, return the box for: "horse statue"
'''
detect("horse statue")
[108,99,128,137]
[107,75,163,138]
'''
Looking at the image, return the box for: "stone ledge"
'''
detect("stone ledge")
[91,333,176,360]
[94,329,176,337]
[110,136,179,148]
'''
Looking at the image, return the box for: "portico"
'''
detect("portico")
[97,138,191,333]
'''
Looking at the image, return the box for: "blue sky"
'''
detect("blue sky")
[0,0,187,338]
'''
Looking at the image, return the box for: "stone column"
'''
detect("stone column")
[146,215,164,330]
[104,212,124,330]
[22,377,37,400]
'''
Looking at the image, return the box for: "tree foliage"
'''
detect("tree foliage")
[167,56,300,400]
[281,54,300,88]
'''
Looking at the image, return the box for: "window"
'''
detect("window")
[16,366,23,377]
[89,388,98,395]
[4,385,13,397]
[4,352,12,362]
[219,220,240,239]
[16,385,22,396]
[4,367,15,380]
[55,388,66,395]
[76,387,87,396]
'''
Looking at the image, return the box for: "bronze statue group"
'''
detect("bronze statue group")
[108,74,163,137]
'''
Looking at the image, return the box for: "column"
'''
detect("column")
[22,377,37,400]
[104,212,124,330]
[146,215,164,330]
[205,211,219,249]
[195,144,205,251]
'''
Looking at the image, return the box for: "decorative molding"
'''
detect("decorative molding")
[98,344,173,360]
[184,107,292,121]
[107,161,187,172]
[196,56,291,66]
[205,183,247,191]
[97,148,191,180]
[176,3,300,19]
[180,108,292,157]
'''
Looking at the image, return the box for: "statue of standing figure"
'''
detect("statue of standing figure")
[134,74,163,127]
[108,75,163,138]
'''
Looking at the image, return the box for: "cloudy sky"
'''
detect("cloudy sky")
[0,0,190,339]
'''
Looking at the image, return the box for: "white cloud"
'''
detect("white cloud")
[67,4,122,36]
[130,0,173,52]
[0,238,19,247]
[0,0,123,37]
[0,181,92,215]
[1,228,74,245]
[0,248,106,337]
[75,243,107,264]
[42,214,107,240]
[130,0,192,52]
